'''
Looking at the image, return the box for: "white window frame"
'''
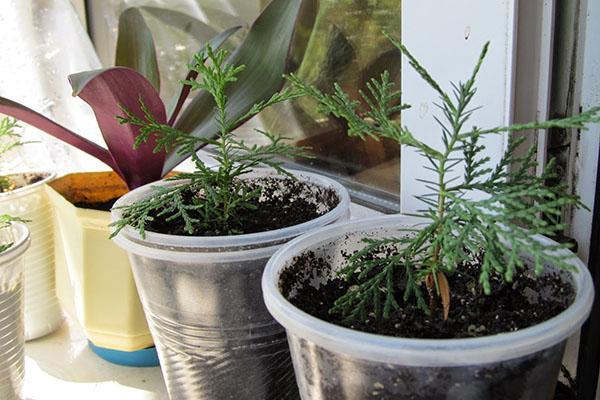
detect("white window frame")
[400,0,561,215]
[570,0,600,264]
[401,0,599,266]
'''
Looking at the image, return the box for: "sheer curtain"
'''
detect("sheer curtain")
[87,0,263,66]
[0,0,106,175]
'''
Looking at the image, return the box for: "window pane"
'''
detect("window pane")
[259,0,401,211]
[86,0,258,101]
[86,0,401,211]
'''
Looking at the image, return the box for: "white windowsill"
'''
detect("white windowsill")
[23,317,168,400]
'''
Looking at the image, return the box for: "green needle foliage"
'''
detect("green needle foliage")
[0,118,29,192]
[111,45,307,238]
[0,118,24,156]
[0,214,27,253]
[288,34,600,323]
[0,118,33,253]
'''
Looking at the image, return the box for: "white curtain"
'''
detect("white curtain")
[86,0,262,102]
[88,0,262,67]
[0,0,106,175]
[0,0,265,176]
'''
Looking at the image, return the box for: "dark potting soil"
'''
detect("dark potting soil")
[0,173,45,192]
[143,177,339,236]
[282,251,574,339]
[74,197,120,211]
[554,382,576,400]
[24,174,44,186]
[553,366,577,400]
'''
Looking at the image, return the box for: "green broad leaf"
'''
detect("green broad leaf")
[115,7,161,92]
[164,0,304,174]
[167,25,242,125]
[129,7,242,105]
[139,6,233,43]
[139,6,220,105]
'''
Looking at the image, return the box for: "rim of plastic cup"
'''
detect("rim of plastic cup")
[20,207,54,219]
[111,169,350,261]
[262,214,595,366]
[17,205,54,216]
[0,222,31,266]
[0,172,56,201]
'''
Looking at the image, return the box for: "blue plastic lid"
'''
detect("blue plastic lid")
[88,341,160,367]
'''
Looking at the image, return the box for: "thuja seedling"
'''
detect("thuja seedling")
[0,214,27,254]
[0,117,32,253]
[0,118,30,192]
[111,45,308,238]
[288,34,600,322]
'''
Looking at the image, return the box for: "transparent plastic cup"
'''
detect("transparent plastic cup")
[111,169,350,400]
[262,215,595,400]
[0,222,30,400]
[0,172,63,340]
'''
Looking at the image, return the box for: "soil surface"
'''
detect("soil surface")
[553,382,576,400]
[0,173,45,193]
[74,197,120,211]
[144,177,339,236]
[282,251,574,339]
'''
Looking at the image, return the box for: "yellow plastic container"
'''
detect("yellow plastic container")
[0,173,63,340]
[47,172,153,352]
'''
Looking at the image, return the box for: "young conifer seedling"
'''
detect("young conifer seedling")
[287,34,600,323]
[110,45,307,238]
[0,215,26,254]
[0,118,30,192]
[0,117,30,253]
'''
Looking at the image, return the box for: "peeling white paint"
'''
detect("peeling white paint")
[401,1,516,213]
[572,0,600,265]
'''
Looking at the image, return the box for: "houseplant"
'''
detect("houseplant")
[0,216,30,400]
[0,0,306,364]
[46,171,157,365]
[262,36,600,399]
[260,0,402,195]
[44,16,240,365]
[0,122,32,397]
[0,118,61,340]
[110,43,350,399]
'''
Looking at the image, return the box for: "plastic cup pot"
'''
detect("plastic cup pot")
[0,172,62,340]
[111,169,350,400]
[0,222,30,400]
[262,215,595,400]
[46,172,157,365]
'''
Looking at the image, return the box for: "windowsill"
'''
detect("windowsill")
[23,201,588,399]
[22,202,381,399]
[23,317,168,400]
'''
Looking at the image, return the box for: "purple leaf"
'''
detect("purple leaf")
[69,67,167,189]
[0,96,121,176]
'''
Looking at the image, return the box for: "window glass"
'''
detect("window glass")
[262,1,401,210]
[86,0,401,210]
[87,0,258,101]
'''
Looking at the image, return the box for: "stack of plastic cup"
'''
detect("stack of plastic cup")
[0,222,30,399]
[0,173,62,340]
